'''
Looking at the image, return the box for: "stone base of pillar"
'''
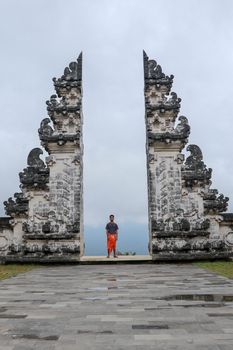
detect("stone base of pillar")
[152,250,232,261]
[0,255,81,263]
[151,235,232,261]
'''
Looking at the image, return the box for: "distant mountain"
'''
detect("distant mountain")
[84,222,149,256]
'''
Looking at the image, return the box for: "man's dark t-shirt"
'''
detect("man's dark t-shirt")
[106,222,119,234]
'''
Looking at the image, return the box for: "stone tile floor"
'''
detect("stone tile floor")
[0,263,233,349]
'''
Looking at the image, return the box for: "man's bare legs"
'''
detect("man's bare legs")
[107,249,118,258]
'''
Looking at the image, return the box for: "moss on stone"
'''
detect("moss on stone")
[194,260,233,279]
[0,264,40,281]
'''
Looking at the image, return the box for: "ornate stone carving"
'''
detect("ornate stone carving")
[175,116,190,138]
[39,130,80,151]
[46,95,81,115]
[182,145,212,187]
[4,193,28,217]
[53,53,82,93]
[62,60,82,81]
[1,53,84,262]
[0,52,232,263]
[225,232,233,246]
[185,145,206,170]
[152,237,229,254]
[204,190,229,213]
[38,118,54,138]
[19,148,49,190]
[148,130,189,145]
[8,242,80,255]
[192,218,210,230]
[27,148,46,168]
[66,220,80,234]
[144,52,232,261]
[38,55,82,153]
[143,51,174,90]
[0,236,8,251]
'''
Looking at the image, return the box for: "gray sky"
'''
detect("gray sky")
[1,0,233,230]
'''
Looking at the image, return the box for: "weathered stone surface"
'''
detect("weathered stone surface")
[0,264,233,349]
[19,148,49,190]
[0,53,84,262]
[144,51,233,260]
[3,193,28,217]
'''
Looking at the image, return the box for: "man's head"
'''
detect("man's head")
[109,214,114,222]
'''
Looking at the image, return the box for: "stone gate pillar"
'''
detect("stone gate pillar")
[38,53,84,258]
[1,54,84,262]
[143,51,232,260]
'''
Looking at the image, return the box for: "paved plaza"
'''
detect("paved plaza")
[0,262,233,349]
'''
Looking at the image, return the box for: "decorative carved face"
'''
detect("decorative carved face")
[66,89,81,106]
[145,86,162,105]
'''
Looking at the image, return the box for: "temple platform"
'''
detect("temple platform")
[80,255,152,264]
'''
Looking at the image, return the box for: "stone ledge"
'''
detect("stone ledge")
[155,230,210,238]
[80,255,152,264]
[0,254,81,264]
[152,250,233,261]
[23,233,77,240]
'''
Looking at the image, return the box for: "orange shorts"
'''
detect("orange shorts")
[107,234,117,252]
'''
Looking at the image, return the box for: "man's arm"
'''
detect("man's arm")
[116,224,119,240]
[106,223,109,236]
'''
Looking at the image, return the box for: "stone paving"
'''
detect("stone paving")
[80,255,152,263]
[0,263,233,349]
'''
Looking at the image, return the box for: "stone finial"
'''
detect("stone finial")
[175,116,190,138]
[62,55,82,81]
[27,148,46,168]
[53,52,83,93]
[19,148,49,190]
[143,50,174,89]
[38,118,54,139]
[4,192,28,217]
[204,190,229,213]
[39,54,82,153]
[185,145,206,170]
[182,144,212,186]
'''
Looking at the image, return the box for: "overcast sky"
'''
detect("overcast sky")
[1,0,233,235]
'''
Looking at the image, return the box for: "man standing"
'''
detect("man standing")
[105,214,119,258]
